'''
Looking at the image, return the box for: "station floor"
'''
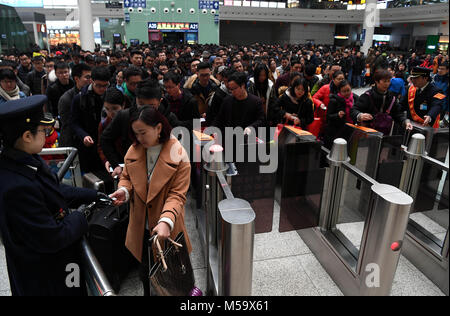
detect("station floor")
[0,86,446,296]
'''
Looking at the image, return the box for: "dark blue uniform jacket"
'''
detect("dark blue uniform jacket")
[0,148,96,296]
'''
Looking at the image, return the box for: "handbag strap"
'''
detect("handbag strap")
[386,96,396,114]
[153,236,184,272]
[365,91,396,114]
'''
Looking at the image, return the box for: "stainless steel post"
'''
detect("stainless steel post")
[203,144,227,295]
[358,184,413,296]
[399,134,426,203]
[320,138,350,231]
[218,198,255,296]
[81,237,116,296]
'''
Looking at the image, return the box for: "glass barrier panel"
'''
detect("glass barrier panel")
[376,135,405,187]
[346,125,383,179]
[278,141,326,232]
[429,130,449,163]
[410,160,449,250]
[230,143,277,234]
[334,167,368,267]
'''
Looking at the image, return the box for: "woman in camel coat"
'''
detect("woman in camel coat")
[110,105,191,296]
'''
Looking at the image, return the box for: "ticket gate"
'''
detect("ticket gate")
[197,144,256,296]
[273,130,413,295]
[344,124,449,295]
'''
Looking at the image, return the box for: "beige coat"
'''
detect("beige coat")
[119,137,192,262]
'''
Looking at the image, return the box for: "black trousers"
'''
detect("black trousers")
[139,230,155,296]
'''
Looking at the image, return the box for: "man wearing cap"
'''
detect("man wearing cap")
[401,66,445,128]
[0,95,107,296]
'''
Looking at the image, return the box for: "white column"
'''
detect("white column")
[361,0,379,55]
[78,0,95,51]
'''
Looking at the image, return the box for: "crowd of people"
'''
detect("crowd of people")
[0,41,448,296]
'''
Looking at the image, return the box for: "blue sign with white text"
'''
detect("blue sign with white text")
[124,0,146,8]
[199,1,219,10]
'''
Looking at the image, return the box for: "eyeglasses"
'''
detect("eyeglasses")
[37,127,53,137]
[94,82,110,89]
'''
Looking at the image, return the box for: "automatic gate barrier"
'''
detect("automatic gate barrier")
[400,134,449,295]
[298,138,413,296]
[197,144,256,296]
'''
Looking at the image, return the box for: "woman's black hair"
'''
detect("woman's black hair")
[332,70,345,80]
[337,79,351,91]
[289,77,309,99]
[129,105,172,145]
[373,68,392,82]
[253,63,269,96]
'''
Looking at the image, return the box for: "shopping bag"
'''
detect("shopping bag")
[148,233,197,296]
[307,106,326,138]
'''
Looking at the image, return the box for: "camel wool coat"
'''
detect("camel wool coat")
[119,137,192,262]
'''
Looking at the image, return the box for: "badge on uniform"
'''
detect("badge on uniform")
[420,103,428,111]
[433,93,446,100]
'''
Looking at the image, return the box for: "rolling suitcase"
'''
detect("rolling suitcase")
[87,202,137,293]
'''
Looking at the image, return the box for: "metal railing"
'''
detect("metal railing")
[40,147,116,296]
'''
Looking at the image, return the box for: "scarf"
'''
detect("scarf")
[338,92,354,123]
[0,85,20,101]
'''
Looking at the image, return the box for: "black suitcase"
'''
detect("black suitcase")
[87,203,137,293]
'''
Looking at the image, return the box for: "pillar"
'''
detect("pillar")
[361,0,379,55]
[78,0,95,51]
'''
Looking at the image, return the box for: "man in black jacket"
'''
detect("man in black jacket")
[213,72,266,136]
[17,52,33,83]
[58,63,92,147]
[100,78,178,177]
[46,62,74,118]
[163,71,200,130]
[25,56,46,95]
[71,67,110,172]
[351,51,365,89]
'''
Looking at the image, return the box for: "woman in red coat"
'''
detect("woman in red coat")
[310,71,345,137]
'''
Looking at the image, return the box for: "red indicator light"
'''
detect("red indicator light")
[391,241,402,251]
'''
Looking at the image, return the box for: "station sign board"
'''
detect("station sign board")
[148,22,199,33]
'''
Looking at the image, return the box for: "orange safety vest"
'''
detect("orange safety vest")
[407,86,440,128]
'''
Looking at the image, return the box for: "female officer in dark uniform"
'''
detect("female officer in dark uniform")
[0,95,103,296]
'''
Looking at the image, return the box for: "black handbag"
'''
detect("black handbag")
[148,232,196,296]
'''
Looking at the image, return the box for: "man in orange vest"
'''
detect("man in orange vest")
[401,67,445,128]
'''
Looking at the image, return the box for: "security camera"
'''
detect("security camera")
[163,7,169,13]
[189,8,195,14]
[211,9,216,14]
[150,7,156,13]
[202,9,208,14]
[128,7,134,13]
[177,8,182,13]
[137,7,143,13]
